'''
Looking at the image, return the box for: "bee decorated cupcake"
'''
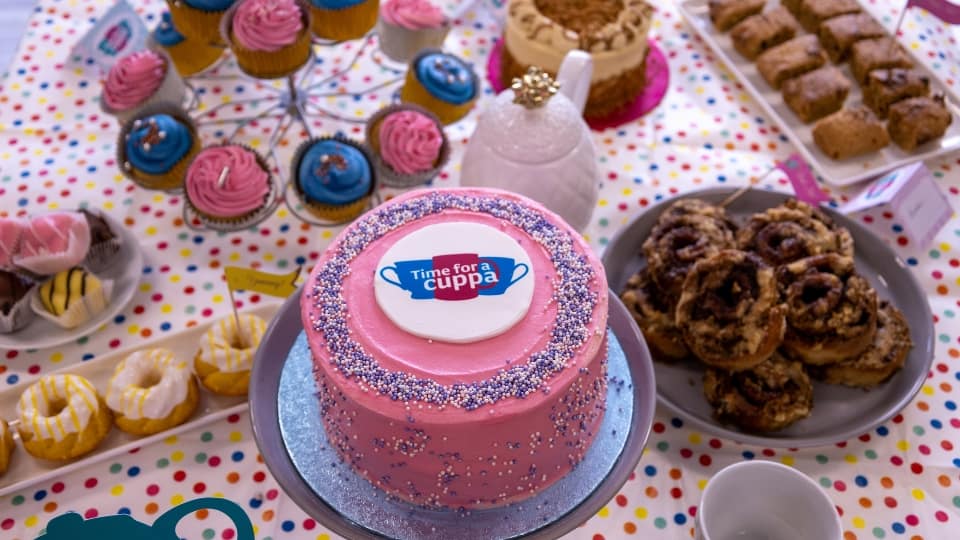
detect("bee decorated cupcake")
[291,136,376,221]
[31,267,112,329]
[400,49,478,124]
[224,0,313,79]
[118,105,201,191]
[308,0,379,41]
[147,11,223,76]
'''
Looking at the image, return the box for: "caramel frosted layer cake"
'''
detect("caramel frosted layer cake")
[501,0,654,118]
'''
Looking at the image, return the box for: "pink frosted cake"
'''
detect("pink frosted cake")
[300,187,609,508]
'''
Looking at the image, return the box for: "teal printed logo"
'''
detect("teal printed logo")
[379,253,529,301]
[36,497,253,540]
[97,20,132,56]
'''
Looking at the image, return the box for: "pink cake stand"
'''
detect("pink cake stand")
[486,38,670,131]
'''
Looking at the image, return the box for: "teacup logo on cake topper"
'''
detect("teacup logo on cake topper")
[379,252,529,301]
[373,222,536,343]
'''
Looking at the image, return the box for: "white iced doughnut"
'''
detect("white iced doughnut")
[106,348,192,420]
[16,374,100,442]
[196,314,267,373]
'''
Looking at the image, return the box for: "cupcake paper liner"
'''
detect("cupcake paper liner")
[365,103,450,188]
[0,279,36,334]
[30,274,114,330]
[400,49,478,125]
[309,0,379,41]
[100,51,188,125]
[376,17,450,64]
[220,0,313,80]
[117,102,201,192]
[183,143,280,232]
[167,0,230,46]
[146,33,224,77]
[80,209,123,273]
[290,135,377,222]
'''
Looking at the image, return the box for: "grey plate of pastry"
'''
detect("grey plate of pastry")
[602,186,935,447]
[678,0,960,186]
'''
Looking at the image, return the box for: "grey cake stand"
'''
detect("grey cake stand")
[249,289,656,539]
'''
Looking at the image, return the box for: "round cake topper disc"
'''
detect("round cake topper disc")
[374,222,535,343]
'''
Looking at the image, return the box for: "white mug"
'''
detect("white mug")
[696,461,843,540]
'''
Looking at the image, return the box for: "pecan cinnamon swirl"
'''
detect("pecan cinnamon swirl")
[738,199,854,266]
[812,301,911,387]
[777,254,878,365]
[703,351,813,432]
[675,250,786,371]
[620,269,689,362]
[643,200,737,298]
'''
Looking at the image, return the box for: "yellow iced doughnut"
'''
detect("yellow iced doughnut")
[0,419,14,476]
[194,314,268,396]
[16,374,112,461]
[106,348,199,436]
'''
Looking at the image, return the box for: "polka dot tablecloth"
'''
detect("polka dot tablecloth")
[1,1,959,539]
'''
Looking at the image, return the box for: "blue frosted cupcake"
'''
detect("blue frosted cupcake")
[168,0,236,46]
[148,11,223,76]
[309,0,379,41]
[118,104,200,191]
[291,137,375,221]
[400,49,478,124]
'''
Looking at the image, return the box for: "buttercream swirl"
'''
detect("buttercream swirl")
[378,110,443,174]
[381,0,445,29]
[153,12,185,47]
[125,114,193,175]
[310,0,366,8]
[233,0,304,51]
[103,51,167,111]
[186,146,270,218]
[415,53,476,104]
[297,140,372,205]
[184,0,236,10]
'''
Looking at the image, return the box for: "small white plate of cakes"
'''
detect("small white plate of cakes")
[0,209,143,350]
[0,305,278,496]
[678,0,960,186]
[603,187,935,447]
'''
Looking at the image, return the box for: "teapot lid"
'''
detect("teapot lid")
[473,69,586,164]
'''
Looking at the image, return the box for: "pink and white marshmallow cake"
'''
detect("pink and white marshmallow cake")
[300,187,609,509]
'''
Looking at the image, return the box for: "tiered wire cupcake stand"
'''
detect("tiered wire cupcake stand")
[154,1,478,232]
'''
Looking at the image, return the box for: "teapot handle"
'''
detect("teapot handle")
[556,50,593,114]
[153,497,254,540]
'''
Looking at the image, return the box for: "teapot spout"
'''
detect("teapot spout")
[555,50,593,115]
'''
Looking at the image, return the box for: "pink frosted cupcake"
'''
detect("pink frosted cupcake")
[184,145,277,230]
[377,0,449,63]
[365,104,449,187]
[14,212,92,277]
[224,0,313,79]
[101,50,186,124]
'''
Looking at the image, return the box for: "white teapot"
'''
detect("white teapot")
[460,51,598,232]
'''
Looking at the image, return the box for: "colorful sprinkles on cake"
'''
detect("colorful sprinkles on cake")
[305,191,600,409]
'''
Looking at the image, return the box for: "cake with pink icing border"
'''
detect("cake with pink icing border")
[301,187,609,508]
[224,0,312,79]
[100,50,186,124]
[377,0,449,63]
